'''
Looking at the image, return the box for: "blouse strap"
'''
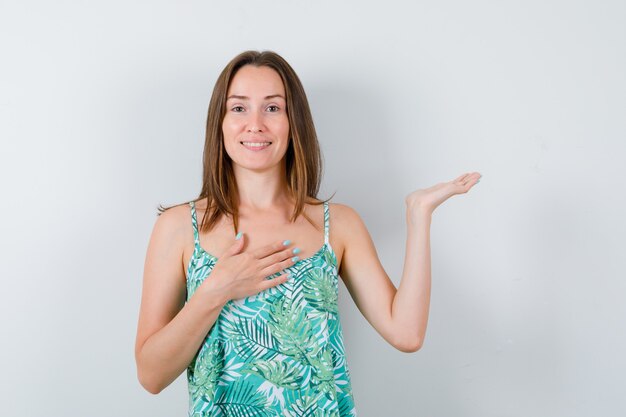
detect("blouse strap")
[188,201,200,248]
[323,201,330,245]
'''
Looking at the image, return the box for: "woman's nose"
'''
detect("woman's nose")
[247,110,264,133]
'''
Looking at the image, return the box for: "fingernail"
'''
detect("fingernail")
[282,240,291,246]
[292,247,301,254]
[476,179,481,184]
[291,256,300,263]
[286,273,293,280]
[235,232,243,240]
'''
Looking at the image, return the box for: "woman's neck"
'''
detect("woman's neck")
[233,163,292,211]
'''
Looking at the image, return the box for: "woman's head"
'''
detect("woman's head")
[196,50,329,232]
[221,64,290,175]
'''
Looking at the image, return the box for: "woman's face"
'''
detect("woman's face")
[222,65,290,173]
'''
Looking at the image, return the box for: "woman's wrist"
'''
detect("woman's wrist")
[406,204,433,226]
[197,280,230,311]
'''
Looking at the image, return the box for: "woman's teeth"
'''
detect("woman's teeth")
[241,142,271,147]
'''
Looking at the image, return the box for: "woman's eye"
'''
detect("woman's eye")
[231,106,245,112]
[267,105,280,112]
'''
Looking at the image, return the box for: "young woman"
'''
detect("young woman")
[135,50,481,416]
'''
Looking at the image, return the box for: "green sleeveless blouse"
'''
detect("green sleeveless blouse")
[185,201,357,416]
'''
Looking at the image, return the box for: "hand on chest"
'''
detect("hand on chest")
[200,211,326,262]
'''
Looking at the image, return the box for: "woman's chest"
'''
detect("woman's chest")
[182,213,344,281]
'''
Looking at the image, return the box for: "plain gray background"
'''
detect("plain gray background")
[1,0,625,416]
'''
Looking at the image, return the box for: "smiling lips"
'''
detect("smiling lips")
[241,141,272,151]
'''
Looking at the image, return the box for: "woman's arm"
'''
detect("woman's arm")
[134,206,295,394]
[134,208,228,394]
[336,172,481,352]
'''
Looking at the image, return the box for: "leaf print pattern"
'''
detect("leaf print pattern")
[213,378,275,417]
[185,201,357,416]
[244,359,303,390]
[221,314,281,361]
[303,267,338,315]
[269,295,321,363]
[308,348,337,402]
[188,340,224,403]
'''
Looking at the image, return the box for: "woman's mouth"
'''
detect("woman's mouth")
[241,141,272,151]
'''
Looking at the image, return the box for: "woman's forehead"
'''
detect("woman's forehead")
[227,65,285,98]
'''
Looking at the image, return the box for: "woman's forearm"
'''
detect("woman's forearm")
[136,286,227,394]
[390,207,432,351]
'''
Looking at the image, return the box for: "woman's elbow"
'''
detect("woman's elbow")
[136,365,166,395]
[139,375,164,395]
[393,336,423,353]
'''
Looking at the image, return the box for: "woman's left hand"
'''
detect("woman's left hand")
[405,171,482,216]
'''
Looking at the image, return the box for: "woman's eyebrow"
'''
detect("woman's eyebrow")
[227,94,285,100]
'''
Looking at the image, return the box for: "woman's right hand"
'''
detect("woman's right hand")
[198,234,298,303]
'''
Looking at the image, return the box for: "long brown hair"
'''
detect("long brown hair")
[158,50,333,234]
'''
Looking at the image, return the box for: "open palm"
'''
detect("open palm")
[405,172,482,215]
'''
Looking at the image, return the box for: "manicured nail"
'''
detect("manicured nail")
[476,178,481,184]
[291,256,300,263]
[235,232,243,240]
[286,273,293,280]
[292,247,301,254]
[282,240,291,246]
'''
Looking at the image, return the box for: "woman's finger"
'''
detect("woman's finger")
[258,256,299,279]
[257,246,298,271]
[222,233,246,258]
[453,173,471,184]
[258,273,290,292]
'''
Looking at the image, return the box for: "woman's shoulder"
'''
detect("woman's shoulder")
[158,200,194,219]
[144,201,196,267]
[323,202,369,260]
[326,201,364,229]
[153,200,197,239]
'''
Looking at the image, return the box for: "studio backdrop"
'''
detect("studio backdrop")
[1,1,624,416]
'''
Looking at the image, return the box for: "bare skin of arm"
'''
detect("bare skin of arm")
[337,172,481,352]
[134,207,296,394]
